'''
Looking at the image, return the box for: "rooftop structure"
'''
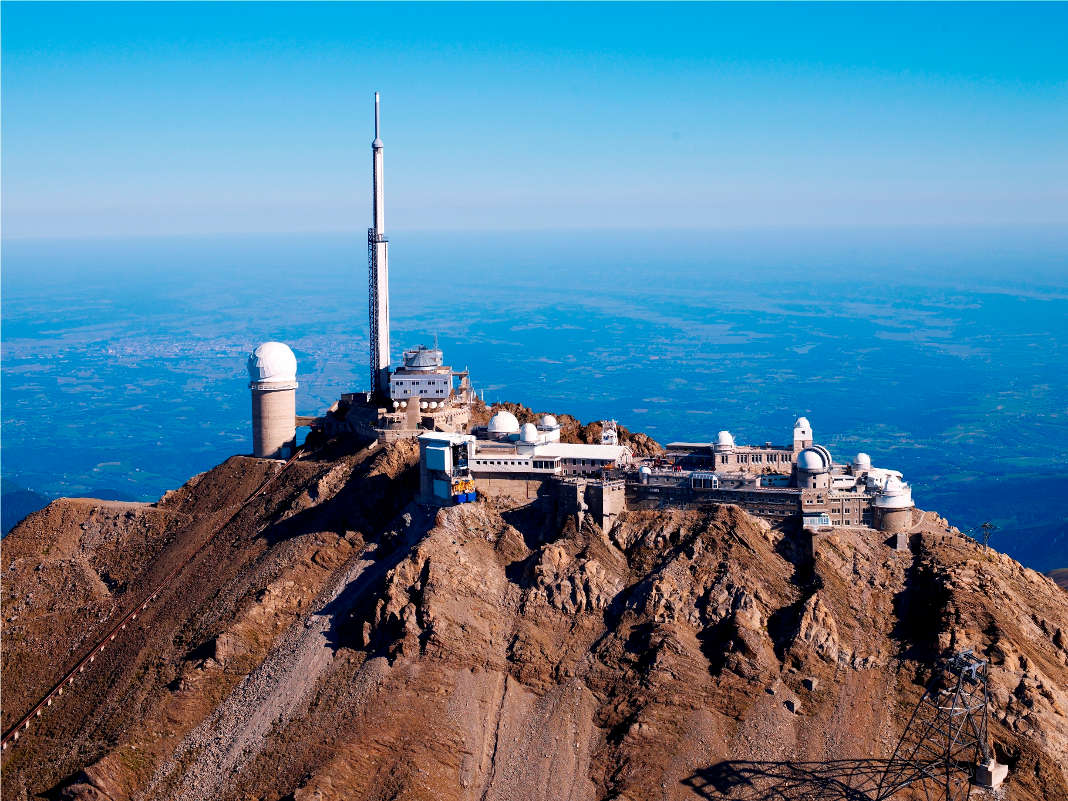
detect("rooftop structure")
[316,94,475,442]
[388,345,466,402]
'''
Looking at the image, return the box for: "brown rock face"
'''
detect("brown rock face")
[2,438,1066,801]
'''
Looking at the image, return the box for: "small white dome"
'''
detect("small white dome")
[487,409,521,434]
[794,416,811,430]
[797,447,829,473]
[853,452,872,467]
[639,465,652,475]
[715,430,735,449]
[539,414,559,429]
[519,423,539,443]
[248,342,297,384]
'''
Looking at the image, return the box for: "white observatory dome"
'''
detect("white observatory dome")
[538,414,559,429]
[853,452,872,468]
[794,416,811,429]
[797,447,830,473]
[875,476,914,509]
[714,430,735,451]
[487,410,521,435]
[519,423,539,443]
[247,342,297,384]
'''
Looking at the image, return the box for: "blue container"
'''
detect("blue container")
[466,492,477,502]
[453,494,465,504]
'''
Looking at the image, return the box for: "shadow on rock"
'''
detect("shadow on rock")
[682,759,895,800]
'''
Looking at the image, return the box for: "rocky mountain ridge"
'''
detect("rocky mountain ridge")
[2,426,1067,801]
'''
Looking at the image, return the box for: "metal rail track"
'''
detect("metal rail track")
[1,449,307,752]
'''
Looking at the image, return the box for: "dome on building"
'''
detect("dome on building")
[538,414,559,429]
[853,452,872,468]
[247,342,297,384]
[875,476,914,509]
[715,430,735,450]
[487,409,520,435]
[401,345,444,372]
[519,422,539,443]
[794,416,811,429]
[797,447,830,473]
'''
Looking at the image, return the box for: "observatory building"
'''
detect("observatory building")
[362,94,474,437]
[648,417,915,533]
[248,341,298,459]
[249,93,476,449]
[239,97,918,543]
[313,93,476,442]
[419,408,631,513]
[419,413,916,536]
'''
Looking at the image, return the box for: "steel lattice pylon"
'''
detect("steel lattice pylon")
[367,226,378,395]
[682,650,995,801]
[874,650,990,801]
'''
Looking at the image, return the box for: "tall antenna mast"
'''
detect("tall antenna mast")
[368,91,391,397]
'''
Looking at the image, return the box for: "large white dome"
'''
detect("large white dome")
[487,409,520,434]
[519,422,539,443]
[794,416,811,429]
[538,414,559,429]
[715,430,735,450]
[875,476,913,509]
[797,447,830,473]
[853,452,872,468]
[248,342,297,384]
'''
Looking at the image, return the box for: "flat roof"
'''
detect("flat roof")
[534,443,629,460]
[666,441,792,452]
[392,366,453,376]
[418,432,474,445]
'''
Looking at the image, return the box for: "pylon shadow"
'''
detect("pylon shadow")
[683,759,892,801]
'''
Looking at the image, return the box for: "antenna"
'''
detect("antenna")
[374,92,380,140]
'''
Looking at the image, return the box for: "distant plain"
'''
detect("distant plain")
[2,226,1065,570]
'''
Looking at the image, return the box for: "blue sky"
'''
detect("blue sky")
[3,1,1067,238]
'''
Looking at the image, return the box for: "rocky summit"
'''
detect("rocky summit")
[2,425,1067,801]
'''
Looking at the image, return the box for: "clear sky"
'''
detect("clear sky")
[2,1,1066,238]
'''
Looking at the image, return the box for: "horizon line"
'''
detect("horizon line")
[5,220,1068,245]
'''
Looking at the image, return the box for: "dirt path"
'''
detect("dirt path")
[148,536,405,801]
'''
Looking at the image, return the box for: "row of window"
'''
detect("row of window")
[719,452,791,464]
[470,457,608,469]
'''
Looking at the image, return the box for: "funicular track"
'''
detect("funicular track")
[1,448,310,753]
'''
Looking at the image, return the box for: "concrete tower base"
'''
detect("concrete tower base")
[876,506,913,534]
[251,381,297,459]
